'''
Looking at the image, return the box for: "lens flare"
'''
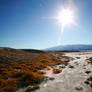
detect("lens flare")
[57,8,75,27]
[56,8,76,45]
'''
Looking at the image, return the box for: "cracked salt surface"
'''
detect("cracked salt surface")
[36,51,92,92]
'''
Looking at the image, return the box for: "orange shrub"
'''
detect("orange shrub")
[53,68,62,74]
[17,70,44,87]
[0,49,69,91]
[46,66,51,70]
[89,57,92,64]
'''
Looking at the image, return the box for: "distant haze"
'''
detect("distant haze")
[46,44,92,51]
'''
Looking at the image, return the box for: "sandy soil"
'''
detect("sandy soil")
[35,51,92,92]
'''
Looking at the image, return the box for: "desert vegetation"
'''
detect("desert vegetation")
[88,57,92,64]
[84,76,92,88]
[0,48,69,92]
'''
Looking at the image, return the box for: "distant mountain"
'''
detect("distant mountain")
[0,47,15,51]
[46,44,92,51]
[0,47,44,53]
[22,49,44,53]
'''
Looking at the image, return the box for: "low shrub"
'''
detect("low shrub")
[0,49,69,91]
[53,68,62,74]
[18,70,44,87]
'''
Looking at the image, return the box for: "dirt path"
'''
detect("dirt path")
[35,51,92,92]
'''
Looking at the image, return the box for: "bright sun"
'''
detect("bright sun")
[57,8,75,26]
[56,8,76,44]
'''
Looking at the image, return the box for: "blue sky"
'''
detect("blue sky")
[0,0,92,49]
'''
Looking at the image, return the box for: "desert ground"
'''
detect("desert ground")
[18,51,92,92]
[0,48,92,92]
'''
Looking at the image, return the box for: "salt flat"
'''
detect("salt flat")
[36,51,92,92]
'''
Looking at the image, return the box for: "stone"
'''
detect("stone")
[85,70,91,74]
[75,86,83,91]
[49,77,55,80]
[26,85,40,92]
[87,76,92,81]
[83,64,86,66]
[84,80,89,84]
[89,82,92,87]
[69,65,74,68]
[83,67,86,69]
[76,57,80,59]
[59,65,65,68]
[85,76,92,88]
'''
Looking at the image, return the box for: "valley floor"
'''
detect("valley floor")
[1,50,92,92]
[34,51,92,92]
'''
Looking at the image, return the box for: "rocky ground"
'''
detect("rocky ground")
[34,51,92,92]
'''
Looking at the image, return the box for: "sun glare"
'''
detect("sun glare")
[57,8,75,26]
[56,8,76,45]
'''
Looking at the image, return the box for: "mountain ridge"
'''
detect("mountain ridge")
[45,44,92,51]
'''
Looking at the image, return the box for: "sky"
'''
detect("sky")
[0,0,92,49]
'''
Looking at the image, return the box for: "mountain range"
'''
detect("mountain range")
[1,44,92,51]
[45,44,92,51]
